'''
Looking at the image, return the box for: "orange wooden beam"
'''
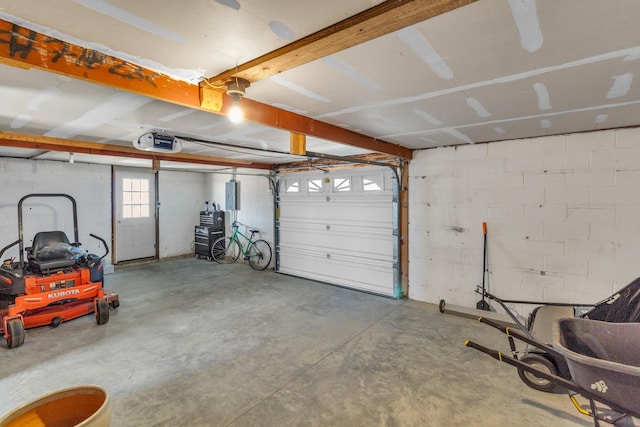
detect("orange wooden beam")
[0,18,410,159]
[0,19,212,110]
[221,95,413,159]
[0,131,273,170]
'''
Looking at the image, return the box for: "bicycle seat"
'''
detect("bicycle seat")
[249,229,258,234]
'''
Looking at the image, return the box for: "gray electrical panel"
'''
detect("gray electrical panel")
[225,181,240,210]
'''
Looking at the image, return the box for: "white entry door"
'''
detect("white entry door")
[114,168,156,262]
[277,166,398,297]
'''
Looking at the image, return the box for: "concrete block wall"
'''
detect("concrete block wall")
[0,158,212,264]
[0,158,111,261]
[158,170,206,258]
[206,170,275,264]
[408,127,640,316]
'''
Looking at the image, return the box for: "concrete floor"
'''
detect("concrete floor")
[0,257,600,426]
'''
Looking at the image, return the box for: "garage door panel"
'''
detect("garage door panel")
[277,167,398,297]
[278,229,393,258]
[279,251,394,296]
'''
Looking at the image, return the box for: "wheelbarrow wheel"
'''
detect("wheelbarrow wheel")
[517,353,557,392]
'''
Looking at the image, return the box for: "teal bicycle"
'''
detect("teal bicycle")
[211,221,272,270]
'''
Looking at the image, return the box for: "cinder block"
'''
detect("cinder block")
[503,137,547,157]
[565,239,614,259]
[591,186,640,206]
[589,149,617,169]
[616,206,640,222]
[506,186,544,204]
[545,185,589,205]
[464,188,505,204]
[484,173,524,189]
[525,204,567,221]
[615,241,640,262]
[543,254,588,276]
[523,239,565,256]
[540,134,568,155]
[494,243,544,270]
[543,221,589,240]
[588,258,640,284]
[591,147,640,170]
[565,274,614,302]
[488,205,524,220]
[453,203,488,220]
[543,151,590,171]
[566,170,615,187]
[615,170,640,186]
[506,152,544,173]
[464,157,506,175]
[523,270,565,299]
[589,222,616,242]
[422,146,456,165]
[410,202,455,220]
[568,207,615,223]
[615,127,640,148]
[566,130,615,152]
[506,219,544,241]
[523,172,566,188]
[487,140,510,158]
[455,142,487,160]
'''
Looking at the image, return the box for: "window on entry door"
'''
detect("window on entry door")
[122,178,150,218]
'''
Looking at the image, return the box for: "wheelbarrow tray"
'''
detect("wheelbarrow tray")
[553,318,640,418]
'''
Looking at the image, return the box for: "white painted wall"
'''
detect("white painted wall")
[158,170,206,258]
[409,127,640,316]
[0,158,214,265]
[0,158,111,261]
[205,169,275,266]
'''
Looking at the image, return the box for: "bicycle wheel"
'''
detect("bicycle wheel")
[211,237,241,264]
[247,239,272,271]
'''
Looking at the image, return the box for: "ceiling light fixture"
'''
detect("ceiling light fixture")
[225,77,250,124]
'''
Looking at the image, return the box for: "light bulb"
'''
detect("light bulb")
[228,98,243,123]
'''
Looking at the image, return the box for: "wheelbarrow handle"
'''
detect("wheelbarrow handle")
[477,316,564,359]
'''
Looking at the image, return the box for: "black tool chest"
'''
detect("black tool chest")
[195,210,225,260]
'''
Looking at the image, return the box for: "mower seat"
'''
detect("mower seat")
[28,231,78,273]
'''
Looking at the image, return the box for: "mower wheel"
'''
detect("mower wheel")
[6,318,25,349]
[95,299,109,325]
[111,299,120,309]
[517,353,558,393]
[51,317,61,328]
[439,300,446,313]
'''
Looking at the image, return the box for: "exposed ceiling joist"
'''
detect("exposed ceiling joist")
[204,0,478,87]
[0,18,411,160]
[0,131,273,169]
[224,96,413,159]
[0,19,203,109]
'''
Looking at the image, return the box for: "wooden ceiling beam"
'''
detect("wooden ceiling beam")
[0,17,413,159]
[0,131,273,170]
[204,0,477,87]
[228,96,413,159]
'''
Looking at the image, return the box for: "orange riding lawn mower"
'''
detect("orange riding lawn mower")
[0,194,119,349]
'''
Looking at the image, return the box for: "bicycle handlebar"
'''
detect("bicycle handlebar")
[231,221,259,236]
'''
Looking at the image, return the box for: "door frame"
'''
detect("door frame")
[275,165,402,298]
[111,166,159,264]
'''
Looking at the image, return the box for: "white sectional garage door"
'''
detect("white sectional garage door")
[276,166,399,297]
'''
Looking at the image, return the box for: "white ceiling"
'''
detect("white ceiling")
[0,0,639,170]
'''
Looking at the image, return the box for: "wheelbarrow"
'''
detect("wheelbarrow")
[472,277,640,392]
[466,317,640,427]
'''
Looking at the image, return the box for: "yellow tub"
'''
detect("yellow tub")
[0,385,111,427]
